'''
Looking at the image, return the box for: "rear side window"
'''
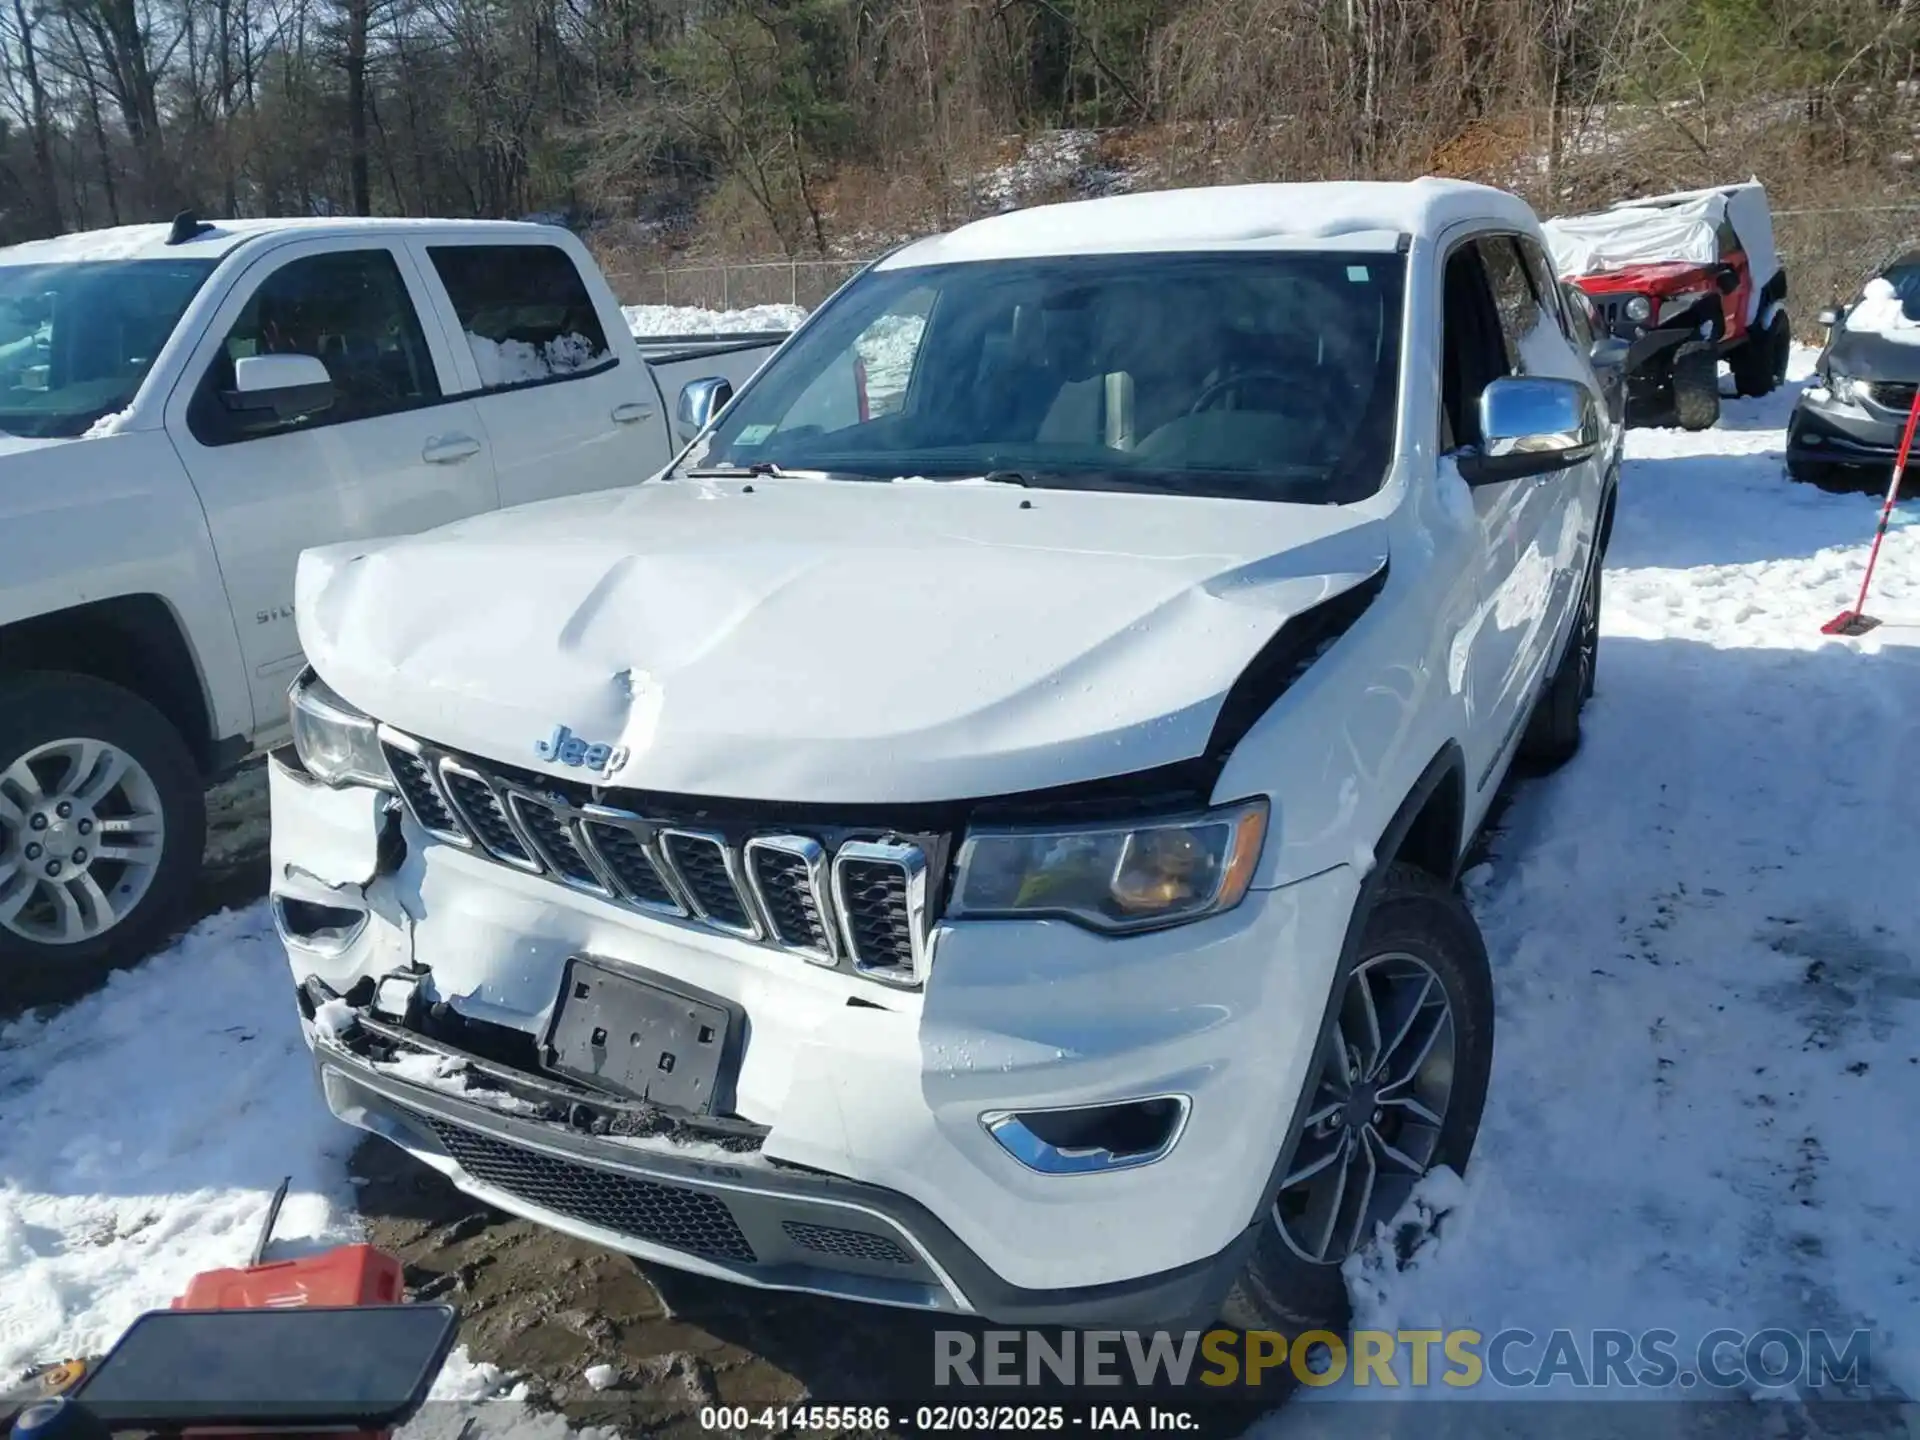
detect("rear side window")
[428,244,614,391]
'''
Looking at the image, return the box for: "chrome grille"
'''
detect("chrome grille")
[660,830,758,938]
[833,841,929,986]
[508,793,604,891]
[383,744,463,842]
[745,837,835,963]
[376,725,936,986]
[440,764,533,868]
[580,821,682,913]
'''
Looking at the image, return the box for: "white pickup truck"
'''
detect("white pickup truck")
[273,179,1618,1331]
[0,213,784,999]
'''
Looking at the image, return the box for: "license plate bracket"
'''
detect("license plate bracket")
[543,959,740,1115]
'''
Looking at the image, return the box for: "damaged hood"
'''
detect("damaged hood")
[296,478,1388,804]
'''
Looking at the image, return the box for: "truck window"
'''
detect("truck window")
[426,244,614,391]
[1440,244,1509,451]
[1476,236,1560,374]
[188,249,441,447]
[0,259,214,439]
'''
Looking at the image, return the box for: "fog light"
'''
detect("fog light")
[982,1095,1190,1174]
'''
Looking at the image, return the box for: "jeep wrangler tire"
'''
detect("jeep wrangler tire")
[0,672,205,1008]
[1220,864,1495,1333]
[1671,342,1722,430]
[1731,311,1791,398]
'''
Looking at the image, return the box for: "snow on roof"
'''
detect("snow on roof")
[878,178,1540,267]
[1604,178,1765,213]
[0,216,568,268]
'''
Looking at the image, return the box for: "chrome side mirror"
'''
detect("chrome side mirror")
[1817,307,1841,328]
[675,376,733,446]
[1460,376,1599,485]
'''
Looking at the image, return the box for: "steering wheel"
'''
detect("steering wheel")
[1186,368,1313,416]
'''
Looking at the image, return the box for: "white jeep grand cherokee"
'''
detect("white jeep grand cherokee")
[270,179,1616,1330]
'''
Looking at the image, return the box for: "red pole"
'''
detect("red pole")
[1843,385,1920,619]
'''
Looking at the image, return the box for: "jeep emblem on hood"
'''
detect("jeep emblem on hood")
[536,724,629,778]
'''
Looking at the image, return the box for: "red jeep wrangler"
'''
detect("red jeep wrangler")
[1543,181,1791,430]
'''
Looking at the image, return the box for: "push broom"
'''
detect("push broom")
[1822,383,1920,636]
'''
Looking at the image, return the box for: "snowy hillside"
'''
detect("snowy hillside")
[3,351,1916,1422]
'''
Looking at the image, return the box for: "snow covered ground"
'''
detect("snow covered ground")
[622,302,803,337]
[4,350,1917,1426]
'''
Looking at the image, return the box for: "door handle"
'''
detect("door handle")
[422,434,482,464]
[611,401,654,424]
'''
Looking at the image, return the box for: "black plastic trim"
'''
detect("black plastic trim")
[1204,562,1390,763]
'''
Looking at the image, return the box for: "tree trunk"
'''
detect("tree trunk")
[345,0,372,214]
[11,0,62,235]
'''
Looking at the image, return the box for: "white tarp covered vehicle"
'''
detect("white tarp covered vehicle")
[1542,181,1791,430]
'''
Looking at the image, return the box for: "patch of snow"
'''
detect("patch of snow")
[81,410,128,439]
[1843,276,1920,343]
[466,331,607,388]
[622,303,804,337]
[582,1362,619,1391]
[856,311,925,412]
[311,996,357,1041]
[0,905,361,1385]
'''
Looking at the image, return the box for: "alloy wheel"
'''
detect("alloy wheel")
[1274,952,1456,1264]
[0,737,167,945]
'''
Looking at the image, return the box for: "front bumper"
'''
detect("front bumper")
[1788,392,1907,465]
[269,752,1360,1319]
[310,1023,1252,1325]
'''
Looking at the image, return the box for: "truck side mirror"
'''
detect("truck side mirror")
[675,376,733,446]
[223,353,335,423]
[1817,307,1841,328]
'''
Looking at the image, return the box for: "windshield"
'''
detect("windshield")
[682,251,1406,504]
[0,259,216,438]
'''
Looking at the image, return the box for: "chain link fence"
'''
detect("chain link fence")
[625,258,867,311]
[622,204,1920,328]
[1775,206,1920,329]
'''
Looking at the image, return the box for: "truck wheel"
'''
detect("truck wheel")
[1520,557,1600,766]
[1220,864,1494,1333]
[1731,312,1791,398]
[0,673,205,1007]
[1671,343,1721,430]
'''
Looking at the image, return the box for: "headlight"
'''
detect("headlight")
[949,799,1268,934]
[289,670,393,790]
[1623,295,1652,323]
[1828,370,1861,403]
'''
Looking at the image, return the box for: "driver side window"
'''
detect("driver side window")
[188,248,441,447]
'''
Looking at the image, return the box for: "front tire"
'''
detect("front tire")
[0,673,206,1007]
[1671,342,1721,430]
[1220,864,1495,1333]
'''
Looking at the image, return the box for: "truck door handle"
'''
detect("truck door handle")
[422,435,482,464]
[611,402,654,424]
